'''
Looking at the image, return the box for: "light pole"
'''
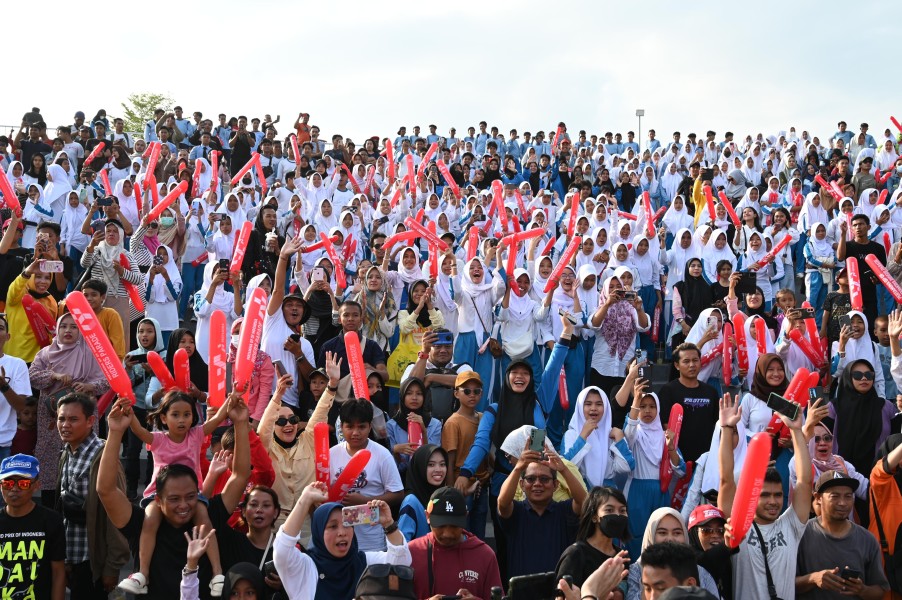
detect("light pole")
[636,109,645,149]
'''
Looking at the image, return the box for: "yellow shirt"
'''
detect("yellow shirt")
[6,275,58,363]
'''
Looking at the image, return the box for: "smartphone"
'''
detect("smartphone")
[736,271,758,295]
[839,315,852,330]
[808,388,817,403]
[218,258,230,272]
[273,360,287,377]
[558,308,577,325]
[210,213,223,222]
[528,428,546,452]
[153,255,164,266]
[341,505,380,527]
[311,267,326,282]
[840,568,862,581]
[192,200,201,212]
[98,197,113,207]
[132,354,149,364]
[435,330,454,346]
[802,307,815,319]
[288,333,301,343]
[379,216,390,224]
[635,349,648,379]
[706,316,718,331]
[623,291,637,300]
[766,393,799,421]
[262,561,277,579]
[39,260,64,273]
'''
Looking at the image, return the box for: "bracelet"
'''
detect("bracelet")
[182,566,199,576]
[721,424,736,430]
[383,521,399,535]
[581,596,599,600]
[327,385,338,393]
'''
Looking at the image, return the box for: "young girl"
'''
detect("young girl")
[498,268,544,378]
[629,235,662,357]
[144,246,182,344]
[832,311,886,398]
[124,317,164,499]
[397,444,448,541]
[702,230,736,284]
[623,380,683,558]
[562,386,632,489]
[386,378,443,477]
[804,223,836,326]
[118,391,233,596]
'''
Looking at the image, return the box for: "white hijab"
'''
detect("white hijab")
[564,386,613,488]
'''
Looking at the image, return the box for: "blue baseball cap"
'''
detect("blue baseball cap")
[0,454,39,480]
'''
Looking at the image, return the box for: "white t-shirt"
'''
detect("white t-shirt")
[261,310,315,407]
[732,508,807,600]
[0,354,32,446]
[329,440,403,552]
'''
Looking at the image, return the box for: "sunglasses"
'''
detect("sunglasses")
[522,475,554,485]
[700,526,725,536]
[1,479,33,490]
[851,371,875,381]
[363,564,414,580]
[458,387,483,396]
[275,416,301,426]
[814,434,834,444]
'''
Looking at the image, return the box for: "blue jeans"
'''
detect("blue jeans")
[466,486,489,541]
[806,271,828,328]
[179,261,206,319]
[68,247,84,293]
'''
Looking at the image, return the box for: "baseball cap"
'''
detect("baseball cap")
[74,111,85,118]
[815,470,860,494]
[309,368,328,381]
[281,292,310,324]
[454,370,481,388]
[354,564,415,600]
[426,487,467,528]
[688,504,725,530]
[2,218,24,231]
[659,587,718,600]
[0,454,39,480]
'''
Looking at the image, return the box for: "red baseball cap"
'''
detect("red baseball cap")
[688,504,726,530]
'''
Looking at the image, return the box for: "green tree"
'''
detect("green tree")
[120,92,175,137]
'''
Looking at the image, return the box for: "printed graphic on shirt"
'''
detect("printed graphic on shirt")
[0,533,46,599]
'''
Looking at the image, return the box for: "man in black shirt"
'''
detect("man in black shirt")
[13,123,52,167]
[0,213,31,308]
[837,213,886,335]
[97,395,251,600]
[0,454,66,600]
[658,343,720,462]
[317,300,389,384]
[677,162,701,217]
[229,116,254,174]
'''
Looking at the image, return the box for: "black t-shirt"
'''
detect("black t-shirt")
[317,334,386,377]
[658,379,720,462]
[555,541,615,587]
[0,249,31,303]
[0,504,66,600]
[208,495,271,572]
[18,140,52,167]
[119,499,214,600]
[844,240,886,302]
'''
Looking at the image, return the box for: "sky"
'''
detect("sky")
[4,0,900,145]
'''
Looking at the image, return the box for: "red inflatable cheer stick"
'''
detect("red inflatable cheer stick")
[192,160,203,199]
[344,331,370,401]
[321,232,347,289]
[891,116,902,134]
[328,450,371,502]
[363,165,376,196]
[100,169,112,196]
[783,368,811,403]
[436,160,461,199]
[558,369,569,410]
[540,235,556,257]
[133,179,143,214]
[84,142,106,168]
[878,189,889,205]
[230,153,260,186]
[406,154,416,192]
[147,351,177,390]
[404,218,450,252]
[788,329,826,370]
[20,295,53,347]
[616,210,638,221]
[704,186,717,222]
[722,322,734,384]
[800,301,822,353]
[467,226,479,261]
[145,142,161,177]
[231,221,253,270]
[209,150,219,194]
[514,189,529,219]
[417,143,438,179]
[173,348,192,392]
[0,172,22,216]
[302,234,341,253]
[408,421,424,449]
[65,291,136,404]
[429,244,439,280]
[814,174,842,200]
[642,191,655,238]
[235,287,267,394]
[757,234,792,268]
[388,186,405,209]
[208,310,227,409]
[146,181,188,222]
[566,192,579,240]
[314,422,331,485]
[846,257,863,311]
[341,164,360,194]
[97,389,117,418]
[728,432,772,548]
[700,345,723,368]
[731,313,749,372]
[718,191,741,228]
[865,255,902,303]
[651,305,661,343]
[652,205,667,225]
[380,231,417,253]
[543,236,581,293]
[254,159,268,197]
[660,404,683,492]
[883,232,892,257]
[117,254,145,312]
[754,317,768,356]
[385,139,395,182]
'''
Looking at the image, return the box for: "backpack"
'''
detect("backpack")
[425,364,463,422]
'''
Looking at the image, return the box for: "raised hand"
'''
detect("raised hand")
[719,393,742,427]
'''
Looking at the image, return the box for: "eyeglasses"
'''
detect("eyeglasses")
[522,475,554,485]
[458,387,483,396]
[851,371,875,381]
[1,479,33,490]
[700,526,725,536]
[814,434,834,444]
[275,416,301,426]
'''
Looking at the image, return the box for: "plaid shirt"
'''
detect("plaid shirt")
[61,432,104,564]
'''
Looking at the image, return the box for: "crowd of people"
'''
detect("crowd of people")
[0,105,902,600]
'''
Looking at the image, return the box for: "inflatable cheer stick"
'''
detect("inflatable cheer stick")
[865,254,902,303]
[754,317,768,356]
[404,218,450,252]
[429,244,439,280]
[436,159,460,199]
[141,143,154,160]
[145,142,162,177]
[467,226,479,261]
[380,231,417,252]
[704,186,717,222]
[209,150,219,194]
[543,236,581,293]
[846,257,863,311]
[363,165,376,196]
[731,313,749,371]
[385,139,395,181]
[788,329,826,370]
[814,174,842,200]
[341,164,360,194]
[406,154,416,191]
[700,345,723,368]
[208,310,227,409]
[800,301,822,352]
[408,421,424,449]
[302,234,341,253]
[722,322,734,384]
[173,348,191,392]
[783,368,811,403]
[290,135,301,166]
[616,210,638,221]
[830,181,845,201]
[133,179,143,214]
[540,235,556,257]
[388,186,405,209]
[660,404,683,492]
[642,191,655,238]
[84,142,106,167]
[235,287,267,394]
[884,232,892,257]
[652,205,667,225]
[651,305,661,343]
[493,181,508,232]
[314,422,330,485]
[344,331,370,401]
[97,389,117,418]
[514,189,529,219]
[230,153,260,186]
[254,160,268,196]
[878,189,889,205]
[146,181,188,222]
[100,169,112,196]
[0,172,22,216]
[892,116,902,133]
[231,221,253,270]
[718,191,741,227]
[118,254,145,312]
[192,160,203,199]
[417,142,439,178]
[756,234,791,267]
[20,295,53,347]
[567,192,579,239]
[65,291,136,404]
[147,351,177,391]
[328,450,371,502]
[558,369,569,410]
[147,176,161,209]
[321,232,347,288]
[728,432,772,548]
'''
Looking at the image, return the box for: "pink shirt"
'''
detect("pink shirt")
[143,426,205,498]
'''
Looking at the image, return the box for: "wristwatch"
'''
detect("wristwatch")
[0,381,9,394]
[383,521,399,535]
[417,351,429,361]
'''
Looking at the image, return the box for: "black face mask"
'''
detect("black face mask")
[599,514,629,539]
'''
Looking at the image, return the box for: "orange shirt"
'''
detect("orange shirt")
[869,459,902,599]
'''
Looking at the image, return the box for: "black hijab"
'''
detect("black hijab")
[405,444,448,507]
[744,286,780,333]
[833,359,884,474]
[407,280,431,328]
[220,563,265,600]
[393,377,431,431]
[164,328,208,392]
[673,258,712,324]
[492,360,537,447]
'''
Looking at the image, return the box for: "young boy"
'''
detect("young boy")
[10,397,37,455]
[442,371,490,540]
[820,267,852,349]
[875,315,898,400]
[79,278,127,360]
[773,288,797,328]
